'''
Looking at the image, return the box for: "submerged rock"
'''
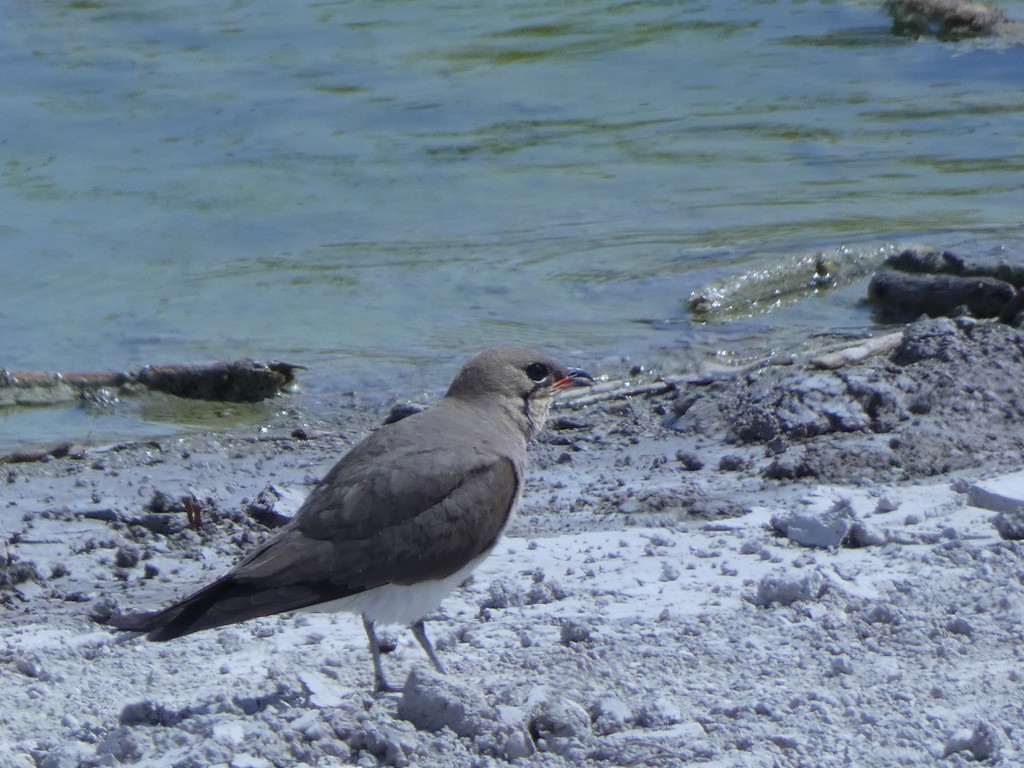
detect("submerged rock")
[885,0,1016,40]
[689,244,895,318]
[868,270,1015,320]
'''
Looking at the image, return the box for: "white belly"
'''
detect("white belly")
[301,549,491,627]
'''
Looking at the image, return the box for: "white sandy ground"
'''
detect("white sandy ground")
[1,386,1023,767]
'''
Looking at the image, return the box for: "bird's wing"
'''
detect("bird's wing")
[241,447,520,587]
[112,441,520,640]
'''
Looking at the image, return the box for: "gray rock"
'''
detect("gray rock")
[675,450,704,471]
[718,454,746,472]
[526,688,592,755]
[590,696,633,735]
[886,0,1011,40]
[892,317,963,365]
[827,655,853,676]
[874,495,900,514]
[848,521,887,548]
[96,727,142,763]
[145,489,183,514]
[777,373,871,437]
[863,603,900,625]
[968,478,1024,515]
[732,405,781,443]
[118,699,191,727]
[398,667,488,738]
[88,596,119,623]
[945,616,973,637]
[113,546,140,568]
[992,510,1024,541]
[127,512,187,535]
[351,716,419,768]
[943,720,1006,761]
[637,696,684,728]
[39,744,95,768]
[217,630,244,653]
[752,568,827,607]
[666,393,723,435]
[0,556,40,589]
[501,729,536,760]
[525,579,569,605]
[560,619,591,644]
[772,499,855,549]
[480,578,525,610]
[660,560,681,582]
[13,655,47,680]
[244,486,293,529]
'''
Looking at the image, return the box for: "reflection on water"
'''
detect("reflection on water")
[2,0,1023,447]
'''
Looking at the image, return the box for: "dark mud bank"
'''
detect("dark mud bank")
[667,317,1024,483]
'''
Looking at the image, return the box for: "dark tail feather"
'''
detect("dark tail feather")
[110,575,256,641]
[109,574,338,641]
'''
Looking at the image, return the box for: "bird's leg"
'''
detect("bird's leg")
[362,616,401,694]
[411,619,446,675]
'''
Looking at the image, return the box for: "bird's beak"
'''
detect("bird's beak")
[553,367,595,392]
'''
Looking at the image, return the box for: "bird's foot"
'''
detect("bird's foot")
[373,676,403,695]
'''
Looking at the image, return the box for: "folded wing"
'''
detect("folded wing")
[112,438,519,640]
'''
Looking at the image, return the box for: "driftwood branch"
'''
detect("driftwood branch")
[564,330,912,410]
[678,355,796,385]
[0,360,300,408]
[559,380,678,408]
[809,332,905,370]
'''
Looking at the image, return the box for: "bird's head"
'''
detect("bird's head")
[445,347,594,437]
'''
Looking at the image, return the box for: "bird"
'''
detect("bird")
[110,347,594,692]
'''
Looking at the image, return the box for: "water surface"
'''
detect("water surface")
[2,0,1023,448]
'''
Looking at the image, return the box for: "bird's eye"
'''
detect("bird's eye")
[525,362,550,382]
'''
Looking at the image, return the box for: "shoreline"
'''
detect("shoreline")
[3,318,1024,767]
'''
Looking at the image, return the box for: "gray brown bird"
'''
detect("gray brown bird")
[111,347,593,692]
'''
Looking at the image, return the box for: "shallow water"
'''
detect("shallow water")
[2,0,1023,448]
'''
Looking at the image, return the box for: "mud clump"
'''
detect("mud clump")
[686,318,1024,483]
[0,555,41,590]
